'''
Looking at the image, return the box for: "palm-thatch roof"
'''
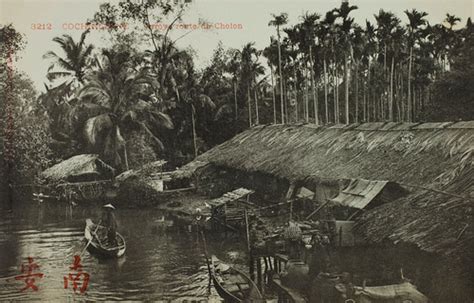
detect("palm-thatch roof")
[191,121,473,262]
[116,160,167,182]
[42,154,115,182]
[196,122,473,185]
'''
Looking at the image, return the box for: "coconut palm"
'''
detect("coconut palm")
[43,30,93,84]
[269,13,288,124]
[79,49,173,169]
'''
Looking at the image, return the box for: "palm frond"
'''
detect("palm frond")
[139,122,165,150]
[83,114,113,146]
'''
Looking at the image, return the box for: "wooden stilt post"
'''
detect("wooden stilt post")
[244,209,251,253]
[249,254,255,281]
[263,257,269,285]
[256,257,263,294]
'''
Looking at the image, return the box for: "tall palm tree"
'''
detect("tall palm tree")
[240,42,262,126]
[361,20,377,122]
[263,38,279,124]
[227,49,242,123]
[445,13,461,30]
[269,13,288,124]
[351,25,365,123]
[405,9,428,122]
[43,30,93,84]
[79,49,173,169]
[375,10,401,121]
[334,1,358,124]
[300,12,321,124]
[321,11,338,123]
[283,27,301,122]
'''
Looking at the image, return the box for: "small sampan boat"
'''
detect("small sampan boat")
[84,219,126,258]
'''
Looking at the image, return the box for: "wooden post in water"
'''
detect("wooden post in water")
[249,254,255,282]
[200,231,212,288]
[244,209,251,253]
[256,257,264,295]
[245,208,255,281]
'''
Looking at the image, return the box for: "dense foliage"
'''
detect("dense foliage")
[2,25,56,193]
[6,1,472,176]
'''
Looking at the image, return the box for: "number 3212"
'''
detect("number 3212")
[31,23,52,30]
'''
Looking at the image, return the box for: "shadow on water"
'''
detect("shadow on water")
[0,199,246,301]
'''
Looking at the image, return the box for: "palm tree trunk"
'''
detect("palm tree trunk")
[413,87,417,121]
[191,105,198,158]
[333,65,338,124]
[367,62,371,122]
[284,77,289,123]
[408,46,413,122]
[247,86,252,127]
[293,66,298,122]
[254,85,259,125]
[233,81,238,122]
[304,67,309,122]
[355,60,359,124]
[270,66,277,124]
[344,55,349,124]
[389,55,394,121]
[363,83,367,122]
[309,46,318,125]
[401,66,405,121]
[324,58,329,124]
[123,144,129,171]
[395,67,401,122]
[277,27,285,124]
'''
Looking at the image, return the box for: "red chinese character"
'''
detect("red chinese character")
[15,257,44,292]
[64,255,90,294]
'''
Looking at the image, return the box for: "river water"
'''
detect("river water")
[0,201,248,301]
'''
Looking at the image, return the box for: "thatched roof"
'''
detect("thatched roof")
[196,122,473,185]
[42,154,115,182]
[354,168,473,263]
[192,121,474,261]
[116,160,167,182]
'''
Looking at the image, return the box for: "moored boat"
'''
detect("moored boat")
[210,255,264,303]
[84,219,126,258]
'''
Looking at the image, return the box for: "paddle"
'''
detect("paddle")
[80,220,102,257]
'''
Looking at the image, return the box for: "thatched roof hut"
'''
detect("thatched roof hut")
[191,121,473,264]
[42,154,115,183]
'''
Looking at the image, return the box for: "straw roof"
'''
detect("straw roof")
[116,160,167,182]
[354,168,473,263]
[192,121,473,261]
[196,122,473,186]
[42,154,115,182]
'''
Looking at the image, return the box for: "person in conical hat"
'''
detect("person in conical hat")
[101,203,118,246]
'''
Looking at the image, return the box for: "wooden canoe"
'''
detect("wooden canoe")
[84,219,126,258]
[210,255,264,303]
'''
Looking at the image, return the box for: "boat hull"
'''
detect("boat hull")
[210,256,264,303]
[84,219,126,258]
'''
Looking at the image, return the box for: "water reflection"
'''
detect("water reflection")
[0,201,246,301]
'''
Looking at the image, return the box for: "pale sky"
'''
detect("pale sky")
[1,0,473,91]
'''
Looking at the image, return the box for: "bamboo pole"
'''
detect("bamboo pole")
[305,200,331,221]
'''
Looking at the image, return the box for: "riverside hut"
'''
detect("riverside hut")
[186,121,473,302]
[41,154,115,202]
